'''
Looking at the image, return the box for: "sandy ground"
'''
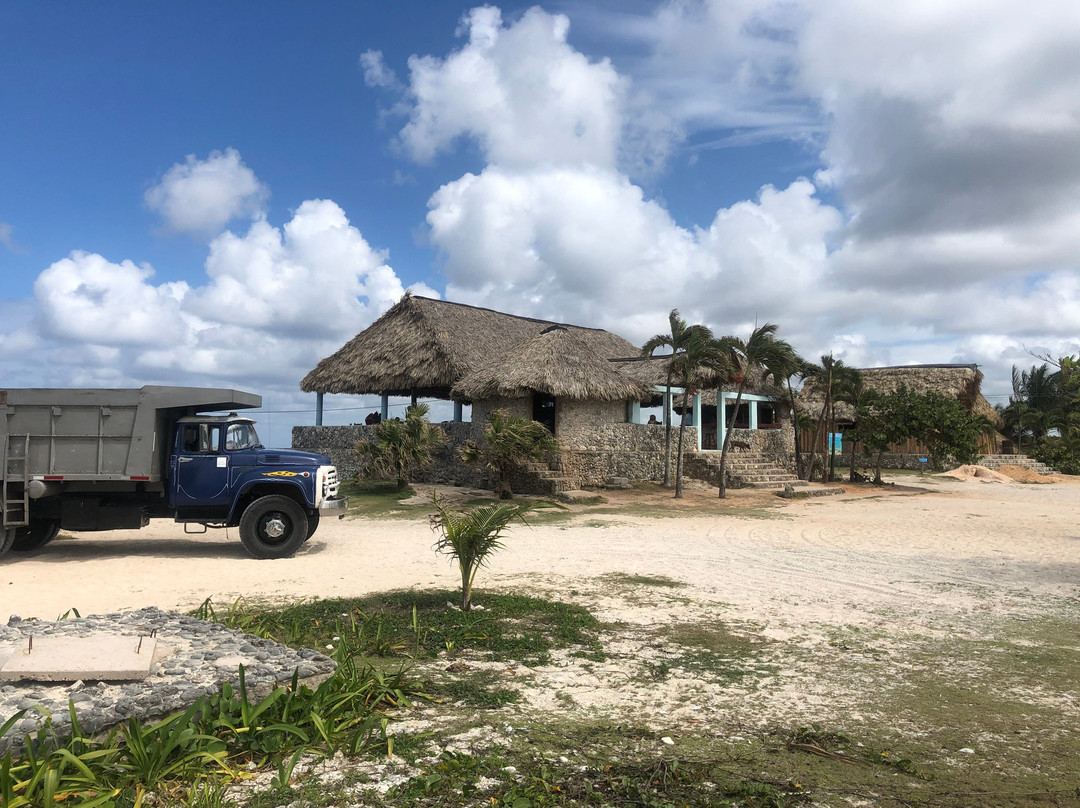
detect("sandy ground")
[3,473,1077,633]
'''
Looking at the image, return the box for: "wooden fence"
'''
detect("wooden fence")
[798,430,1000,457]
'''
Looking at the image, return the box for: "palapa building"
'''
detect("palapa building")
[294,294,799,492]
[798,363,1005,462]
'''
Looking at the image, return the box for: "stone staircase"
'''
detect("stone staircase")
[978,453,1056,475]
[683,453,808,490]
[514,458,577,495]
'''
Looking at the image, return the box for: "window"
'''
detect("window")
[225,422,261,450]
[180,423,223,453]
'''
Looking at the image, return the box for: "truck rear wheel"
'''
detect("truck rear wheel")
[11,520,61,552]
[1,529,15,558]
[239,495,308,559]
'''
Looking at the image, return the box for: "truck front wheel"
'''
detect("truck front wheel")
[239,496,308,559]
[11,520,60,552]
[305,512,320,542]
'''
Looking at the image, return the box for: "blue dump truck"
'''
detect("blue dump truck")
[0,386,347,560]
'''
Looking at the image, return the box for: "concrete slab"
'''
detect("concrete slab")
[0,635,158,682]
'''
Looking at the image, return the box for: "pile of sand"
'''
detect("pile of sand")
[995,464,1057,484]
[937,464,1013,483]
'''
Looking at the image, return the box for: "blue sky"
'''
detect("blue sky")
[3,1,1080,445]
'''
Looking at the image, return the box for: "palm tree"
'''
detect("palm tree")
[641,310,714,488]
[461,408,560,499]
[430,492,556,611]
[668,329,731,498]
[354,402,446,490]
[801,355,847,482]
[834,368,866,482]
[770,352,810,483]
[716,324,798,498]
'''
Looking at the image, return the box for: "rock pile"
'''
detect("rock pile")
[0,607,335,753]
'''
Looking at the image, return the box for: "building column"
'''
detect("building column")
[718,391,728,451]
[629,400,641,424]
[315,392,324,426]
[692,393,702,451]
[380,392,389,420]
[453,401,463,422]
[749,399,758,430]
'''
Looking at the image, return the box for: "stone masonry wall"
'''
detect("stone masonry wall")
[727,425,795,466]
[557,400,628,449]
[561,423,697,487]
[292,422,488,487]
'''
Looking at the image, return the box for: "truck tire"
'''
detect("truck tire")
[305,512,320,542]
[11,520,61,552]
[1,529,15,558]
[239,495,308,559]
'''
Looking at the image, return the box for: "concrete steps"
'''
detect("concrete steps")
[978,454,1056,475]
[517,460,576,495]
[683,453,806,489]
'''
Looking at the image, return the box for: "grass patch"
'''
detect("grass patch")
[339,479,429,519]
[639,621,769,684]
[436,670,522,708]
[194,590,603,668]
[602,572,688,589]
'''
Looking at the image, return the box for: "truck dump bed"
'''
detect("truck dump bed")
[1,386,261,485]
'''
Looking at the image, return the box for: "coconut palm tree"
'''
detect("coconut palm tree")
[641,310,714,488]
[834,367,867,482]
[716,324,798,498]
[461,409,560,499]
[769,352,811,482]
[801,355,848,482]
[668,329,731,498]
[355,402,446,490]
[430,492,556,611]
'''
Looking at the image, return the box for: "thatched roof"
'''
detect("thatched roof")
[799,364,1003,427]
[301,294,638,396]
[609,357,782,401]
[451,326,651,402]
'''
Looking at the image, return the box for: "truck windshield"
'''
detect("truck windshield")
[225,422,261,451]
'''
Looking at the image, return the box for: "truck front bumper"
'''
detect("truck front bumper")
[319,496,349,518]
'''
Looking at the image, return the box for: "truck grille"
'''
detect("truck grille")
[324,468,339,499]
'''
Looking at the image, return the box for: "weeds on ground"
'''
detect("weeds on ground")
[192,590,603,667]
[0,654,424,807]
[339,480,428,519]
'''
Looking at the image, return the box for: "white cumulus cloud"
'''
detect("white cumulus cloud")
[35,252,190,346]
[400,6,626,169]
[19,193,430,395]
[360,49,398,88]
[145,148,269,236]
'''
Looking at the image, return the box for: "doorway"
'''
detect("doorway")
[532,392,557,435]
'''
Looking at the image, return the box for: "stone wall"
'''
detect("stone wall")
[292,422,488,487]
[728,425,795,466]
[561,423,696,487]
[557,400,628,449]
[295,407,826,491]
[843,448,933,471]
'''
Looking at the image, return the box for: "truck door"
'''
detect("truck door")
[171,423,232,508]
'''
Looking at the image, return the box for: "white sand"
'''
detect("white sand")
[3,475,1076,628]
[3,475,1078,731]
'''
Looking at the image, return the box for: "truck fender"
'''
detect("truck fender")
[228,479,312,523]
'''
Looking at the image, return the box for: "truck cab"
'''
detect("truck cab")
[168,413,345,557]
